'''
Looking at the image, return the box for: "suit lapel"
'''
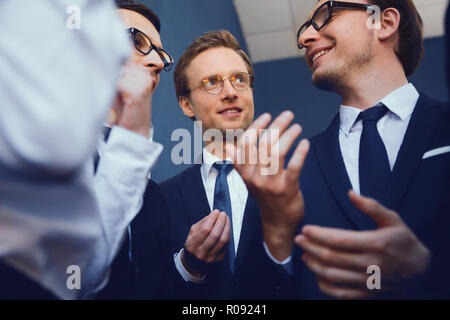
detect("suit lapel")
[180,165,211,225]
[386,95,438,211]
[314,115,373,230]
[234,195,259,273]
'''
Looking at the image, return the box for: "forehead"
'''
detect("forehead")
[186,47,248,82]
[117,9,162,47]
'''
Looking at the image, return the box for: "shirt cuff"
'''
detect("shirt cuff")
[174,248,207,284]
[263,242,293,275]
[99,125,163,181]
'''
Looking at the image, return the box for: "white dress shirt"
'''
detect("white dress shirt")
[174,148,290,283]
[339,83,419,194]
[94,125,163,266]
[0,0,130,299]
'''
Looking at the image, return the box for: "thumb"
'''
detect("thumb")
[348,190,403,228]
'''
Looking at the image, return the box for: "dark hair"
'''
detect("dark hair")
[115,0,161,33]
[368,0,423,77]
[174,30,254,101]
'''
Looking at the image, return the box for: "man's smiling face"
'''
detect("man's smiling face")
[181,46,254,136]
[298,0,376,91]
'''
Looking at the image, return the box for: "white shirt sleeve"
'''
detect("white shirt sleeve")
[174,249,207,284]
[0,0,130,174]
[0,0,131,299]
[93,125,163,264]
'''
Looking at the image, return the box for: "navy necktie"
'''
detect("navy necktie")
[358,104,391,206]
[212,162,235,273]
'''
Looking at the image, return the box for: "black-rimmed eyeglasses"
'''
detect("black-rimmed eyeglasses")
[127,27,174,71]
[297,1,375,49]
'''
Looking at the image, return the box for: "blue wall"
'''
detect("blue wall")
[141,1,449,182]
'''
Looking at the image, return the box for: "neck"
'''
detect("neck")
[337,58,408,110]
[204,140,236,160]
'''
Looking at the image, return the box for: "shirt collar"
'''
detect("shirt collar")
[339,83,419,136]
[201,148,233,181]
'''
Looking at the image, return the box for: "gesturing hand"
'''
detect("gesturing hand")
[181,210,231,278]
[226,111,310,261]
[295,190,431,299]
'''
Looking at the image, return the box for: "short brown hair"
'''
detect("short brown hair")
[115,0,161,32]
[174,30,255,100]
[368,0,423,77]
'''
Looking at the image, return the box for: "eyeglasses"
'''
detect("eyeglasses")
[190,72,254,95]
[127,27,174,71]
[297,1,374,49]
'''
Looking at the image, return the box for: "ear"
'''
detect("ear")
[377,7,401,42]
[179,96,196,118]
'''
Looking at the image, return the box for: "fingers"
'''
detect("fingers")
[117,64,154,103]
[209,213,231,258]
[259,111,294,160]
[277,124,303,158]
[216,250,226,262]
[236,113,272,154]
[227,113,271,173]
[186,210,220,254]
[316,277,373,300]
[286,139,309,185]
[302,253,368,288]
[300,225,380,252]
[202,212,229,262]
[295,234,374,271]
[349,190,403,228]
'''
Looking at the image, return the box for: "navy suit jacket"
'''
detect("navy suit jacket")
[98,180,184,299]
[0,261,57,299]
[159,164,299,300]
[298,94,450,299]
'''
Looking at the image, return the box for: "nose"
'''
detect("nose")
[298,24,320,49]
[220,78,237,102]
[142,49,164,75]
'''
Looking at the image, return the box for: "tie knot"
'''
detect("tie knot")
[213,162,234,176]
[359,105,388,123]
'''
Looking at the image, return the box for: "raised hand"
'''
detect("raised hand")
[226,111,310,261]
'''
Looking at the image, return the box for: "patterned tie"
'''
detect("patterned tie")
[358,104,391,208]
[212,162,235,273]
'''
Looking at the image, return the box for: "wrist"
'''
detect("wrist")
[181,250,207,278]
[262,222,297,261]
[116,122,150,139]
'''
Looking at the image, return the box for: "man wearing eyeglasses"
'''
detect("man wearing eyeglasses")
[145,30,301,299]
[92,0,181,299]
[234,0,450,299]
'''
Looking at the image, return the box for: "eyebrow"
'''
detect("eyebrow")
[200,70,248,79]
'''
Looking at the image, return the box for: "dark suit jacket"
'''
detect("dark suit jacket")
[297,94,450,299]
[0,261,57,299]
[158,164,299,300]
[97,180,184,299]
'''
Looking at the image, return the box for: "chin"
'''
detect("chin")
[312,68,341,92]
